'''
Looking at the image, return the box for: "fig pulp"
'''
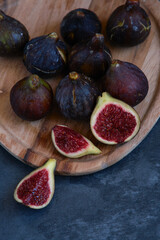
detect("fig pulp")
[103,59,149,106]
[60,8,101,45]
[52,125,101,158]
[69,33,112,79]
[90,92,140,144]
[14,159,56,209]
[0,10,29,56]
[56,72,100,120]
[10,75,53,121]
[23,32,67,78]
[106,0,151,46]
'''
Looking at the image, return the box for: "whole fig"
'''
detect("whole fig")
[103,60,149,106]
[69,33,112,79]
[23,32,67,78]
[0,10,29,56]
[56,72,100,120]
[60,8,101,45]
[106,0,151,47]
[10,75,53,121]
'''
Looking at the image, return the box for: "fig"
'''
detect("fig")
[0,10,29,56]
[14,159,56,209]
[55,72,100,120]
[90,92,140,144]
[60,8,101,45]
[68,33,112,79]
[103,59,149,107]
[10,74,53,121]
[51,125,101,158]
[106,0,151,46]
[23,32,67,78]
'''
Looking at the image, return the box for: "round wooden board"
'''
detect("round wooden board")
[0,0,160,175]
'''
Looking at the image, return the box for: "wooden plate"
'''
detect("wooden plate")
[0,0,160,175]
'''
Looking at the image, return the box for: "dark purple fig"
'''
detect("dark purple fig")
[55,72,100,120]
[106,0,151,47]
[68,33,112,79]
[0,10,29,56]
[10,75,53,121]
[23,32,67,78]
[60,8,101,46]
[103,60,149,106]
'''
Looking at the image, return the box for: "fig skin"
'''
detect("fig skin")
[55,72,101,120]
[60,8,101,46]
[68,33,112,79]
[0,10,29,56]
[23,32,67,78]
[106,0,151,47]
[103,60,149,107]
[10,75,53,121]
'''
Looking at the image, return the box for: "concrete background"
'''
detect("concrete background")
[0,119,160,240]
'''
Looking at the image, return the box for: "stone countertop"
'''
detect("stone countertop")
[0,119,160,240]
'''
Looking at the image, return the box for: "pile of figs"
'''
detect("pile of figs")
[0,1,152,208]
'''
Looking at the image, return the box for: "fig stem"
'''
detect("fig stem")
[29,75,40,89]
[69,72,79,80]
[90,33,104,50]
[126,0,140,5]
[48,32,58,41]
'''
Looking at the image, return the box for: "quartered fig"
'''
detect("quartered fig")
[69,33,112,79]
[52,125,101,158]
[90,92,140,144]
[23,32,67,78]
[14,159,56,209]
[106,0,151,46]
[103,59,149,106]
[10,75,53,121]
[0,10,29,56]
[56,72,100,120]
[60,8,101,45]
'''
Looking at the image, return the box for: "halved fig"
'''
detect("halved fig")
[14,159,56,209]
[51,125,101,158]
[90,93,140,144]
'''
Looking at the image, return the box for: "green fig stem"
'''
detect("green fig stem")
[69,72,79,80]
[126,0,140,6]
[90,33,104,50]
[76,10,85,17]
[0,10,5,20]
[48,32,58,42]
[28,75,40,89]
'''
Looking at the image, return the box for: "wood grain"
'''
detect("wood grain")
[0,0,160,175]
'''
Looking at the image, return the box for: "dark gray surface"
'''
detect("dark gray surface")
[0,119,160,240]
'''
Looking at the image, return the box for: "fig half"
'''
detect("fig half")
[14,159,56,209]
[103,59,149,107]
[51,125,101,158]
[0,10,29,56]
[90,92,140,144]
[106,0,151,46]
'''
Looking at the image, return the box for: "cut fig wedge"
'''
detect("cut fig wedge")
[51,125,101,158]
[90,92,140,144]
[14,159,56,209]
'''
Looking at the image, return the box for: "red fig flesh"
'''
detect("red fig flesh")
[14,159,56,209]
[90,93,140,144]
[51,125,101,158]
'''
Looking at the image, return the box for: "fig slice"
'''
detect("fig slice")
[51,125,101,158]
[14,159,56,209]
[90,93,140,144]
